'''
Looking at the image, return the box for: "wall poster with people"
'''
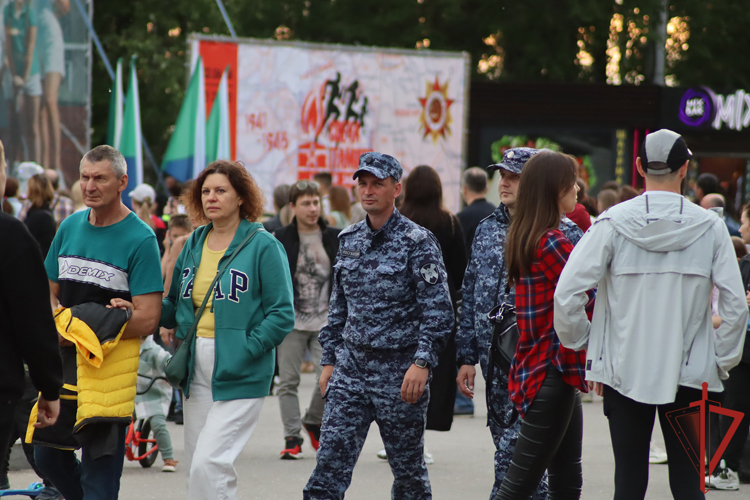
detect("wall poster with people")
[0,0,91,189]
[189,34,469,212]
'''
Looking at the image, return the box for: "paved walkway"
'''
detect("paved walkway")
[7,373,748,499]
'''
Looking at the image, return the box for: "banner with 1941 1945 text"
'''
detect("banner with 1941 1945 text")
[189,35,469,212]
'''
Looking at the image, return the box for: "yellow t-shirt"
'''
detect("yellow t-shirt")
[193,233,227,338]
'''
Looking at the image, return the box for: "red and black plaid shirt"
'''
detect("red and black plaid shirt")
[509,230,592,417]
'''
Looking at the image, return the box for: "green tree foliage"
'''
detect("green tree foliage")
[92,2,227,164]
[90,0,750,170]
[669,1,750,89]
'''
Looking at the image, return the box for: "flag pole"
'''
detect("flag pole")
[215,0,238,39]
[72,0,164,189]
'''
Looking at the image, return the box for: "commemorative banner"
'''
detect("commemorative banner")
[189,35,469,212]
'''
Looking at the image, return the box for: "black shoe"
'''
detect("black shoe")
[0,476,10,490]
[280,437,304,460]
[36,487,63,500]
[174,410,183,425]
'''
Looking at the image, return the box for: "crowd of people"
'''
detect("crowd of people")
[0,128,749,500]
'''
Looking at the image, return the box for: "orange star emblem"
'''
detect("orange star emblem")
[418,77,454,143]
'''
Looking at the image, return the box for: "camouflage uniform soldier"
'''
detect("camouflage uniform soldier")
[455,148,583,500]
[303,152,454,500]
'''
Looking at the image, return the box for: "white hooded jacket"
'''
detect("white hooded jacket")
[554,191,747,404]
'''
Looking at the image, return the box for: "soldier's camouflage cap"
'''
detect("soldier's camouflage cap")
[353,152,403,182]
[486,147,540,174]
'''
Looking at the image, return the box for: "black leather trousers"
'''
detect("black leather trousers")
[494,367,583,500]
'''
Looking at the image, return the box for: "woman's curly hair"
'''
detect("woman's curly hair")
[184,160,266,224]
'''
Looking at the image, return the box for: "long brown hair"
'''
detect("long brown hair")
[399,165,451,233]
[506,151,577,286]
[329,185,352,219]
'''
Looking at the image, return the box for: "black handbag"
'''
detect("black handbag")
[485,282,519,428]
[488,298,519,375]
[164,228,263,389]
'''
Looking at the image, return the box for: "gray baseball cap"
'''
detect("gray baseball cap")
[353,152,403,182]
[487,147,540,174]
[639,129,692,175]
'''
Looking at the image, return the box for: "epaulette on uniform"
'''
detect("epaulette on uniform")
[403,223,430,244]
[338,221,364,238]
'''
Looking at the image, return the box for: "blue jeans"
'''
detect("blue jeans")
[34,425,126,500]
[454,391,475,413]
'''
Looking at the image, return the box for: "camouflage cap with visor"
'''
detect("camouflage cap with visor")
[353,152,403,182]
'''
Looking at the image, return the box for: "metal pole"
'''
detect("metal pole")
[72,0,114,79]
[72,0,164,188]
[652,0,667,85]
[215,0,238,39]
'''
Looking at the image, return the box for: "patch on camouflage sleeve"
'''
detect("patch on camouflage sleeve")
[419,262,441,285]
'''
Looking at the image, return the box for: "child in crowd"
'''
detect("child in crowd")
[135,336,177,472]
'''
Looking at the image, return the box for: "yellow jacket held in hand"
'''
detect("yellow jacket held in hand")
[27,304,137,449]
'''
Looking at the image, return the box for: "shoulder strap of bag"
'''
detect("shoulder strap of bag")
[181,227,263,345]
[492,265,512,309]
[486,254,518,429]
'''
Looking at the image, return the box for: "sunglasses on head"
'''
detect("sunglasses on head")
[295,180,320,190]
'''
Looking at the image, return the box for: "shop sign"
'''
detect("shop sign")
[679,87,750,131]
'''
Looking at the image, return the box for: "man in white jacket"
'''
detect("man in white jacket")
[554,129,747,500]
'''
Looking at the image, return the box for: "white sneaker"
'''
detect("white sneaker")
[648,444,668,464]
[376,448,388,460]
[705,460,740,491]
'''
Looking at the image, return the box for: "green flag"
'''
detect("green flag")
[162,57,206,182]
[206,66,230,163]
[120,57,143,209]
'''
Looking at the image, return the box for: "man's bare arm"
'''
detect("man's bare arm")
[119,292,162,339]
[49,280,71,346]
[49,280,60,310]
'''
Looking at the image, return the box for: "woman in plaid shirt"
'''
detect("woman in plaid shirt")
[494,151,594,500]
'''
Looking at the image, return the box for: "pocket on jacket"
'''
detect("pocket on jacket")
[213,328,264,382]
[368,261,409,300]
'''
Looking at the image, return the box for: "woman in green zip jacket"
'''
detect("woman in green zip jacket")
[156,161,294,500]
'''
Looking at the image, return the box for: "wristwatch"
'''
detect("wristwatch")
[414,358,429,369]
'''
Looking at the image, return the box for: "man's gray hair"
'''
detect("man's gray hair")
[80,145,127,179]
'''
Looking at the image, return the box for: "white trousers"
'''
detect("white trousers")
[184,337,264,500]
